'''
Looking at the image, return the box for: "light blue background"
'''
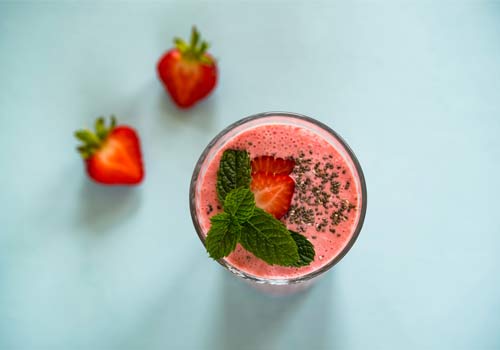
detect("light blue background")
[1,1,499,349]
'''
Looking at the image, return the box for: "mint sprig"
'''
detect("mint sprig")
[206,149,316,267]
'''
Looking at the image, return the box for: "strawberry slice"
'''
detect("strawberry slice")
[75,116,144,185]
[250,172,295,219]
[251,156,295,175]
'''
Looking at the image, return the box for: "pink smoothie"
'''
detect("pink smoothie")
[194,116,363,280]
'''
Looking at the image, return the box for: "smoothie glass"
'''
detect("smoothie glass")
[189,112,367,293]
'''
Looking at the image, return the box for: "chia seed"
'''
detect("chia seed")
[207,204,214,215]
[330,181,341,195]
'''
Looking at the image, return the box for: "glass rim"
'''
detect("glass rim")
[189,111,368,285]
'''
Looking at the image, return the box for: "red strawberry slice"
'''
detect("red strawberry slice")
[250,172,295,219]
[75,116,144,185]
[251,156,295,175]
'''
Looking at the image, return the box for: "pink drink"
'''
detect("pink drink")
[190,113,366,285]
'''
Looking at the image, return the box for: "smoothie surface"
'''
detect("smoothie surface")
[196,119,362,279]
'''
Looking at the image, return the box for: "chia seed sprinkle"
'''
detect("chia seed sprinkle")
[286,205,315,226]
[330,181,341,195]
[288,152,357,235]
[330,199,353,226]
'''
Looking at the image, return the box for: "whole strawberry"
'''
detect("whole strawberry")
[157,27,217,108]
[75,116,144,185]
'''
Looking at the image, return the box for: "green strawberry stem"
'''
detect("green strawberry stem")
[174,26,212,64]
[75,116,116,159]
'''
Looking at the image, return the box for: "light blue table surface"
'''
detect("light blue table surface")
[1,1,499,349]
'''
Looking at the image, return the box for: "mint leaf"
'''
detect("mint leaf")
[224,188,255,224]
[205,213,241,260]
[240,208,299,266]
[216,149,251,202]
[289,231,316,267]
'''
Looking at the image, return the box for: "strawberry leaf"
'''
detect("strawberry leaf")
[75,116,117,159]
[190,26,200,48]
[173,27,214,64]
[75,130,100,146]
[95,117,107,140]
[174,38,188,52]
[198,41,209,56]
